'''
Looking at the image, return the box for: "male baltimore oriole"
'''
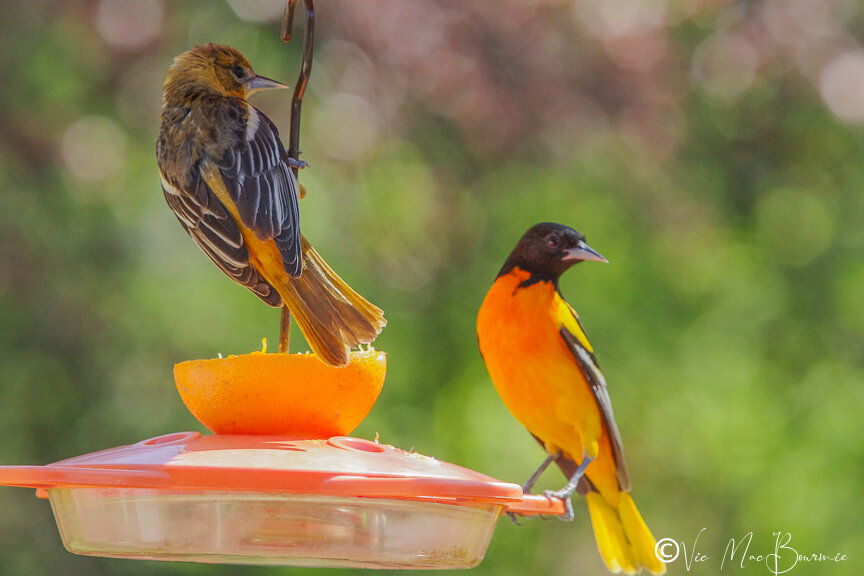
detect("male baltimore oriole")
[477,223,664,575]
[157,44,385,366]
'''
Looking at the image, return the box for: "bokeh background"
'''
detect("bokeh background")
[1,1,862,574]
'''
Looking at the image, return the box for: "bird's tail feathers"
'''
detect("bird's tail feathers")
[586,491,665,575]
[277,235,386,367]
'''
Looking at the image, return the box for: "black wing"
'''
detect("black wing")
[558,304,631,492]
[215,104,301,277]
[160,169,283,307]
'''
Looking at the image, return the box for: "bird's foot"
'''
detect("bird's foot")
[287,156,309,170]
[543,489,575,522]
[506,511,529,526]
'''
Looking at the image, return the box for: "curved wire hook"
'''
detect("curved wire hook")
[279,0,314,353]
[282,0,314,176]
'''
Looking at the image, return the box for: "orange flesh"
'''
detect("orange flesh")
[175,349,386,437]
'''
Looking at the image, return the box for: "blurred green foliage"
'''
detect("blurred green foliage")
[1,1,862,575]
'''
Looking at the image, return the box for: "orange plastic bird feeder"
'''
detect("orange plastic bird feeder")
[0,348,563,569]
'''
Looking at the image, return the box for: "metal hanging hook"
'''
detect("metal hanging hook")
[278,0,315,354]
[282,0,315,176]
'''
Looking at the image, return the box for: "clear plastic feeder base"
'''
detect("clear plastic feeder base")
[48,489,499,568]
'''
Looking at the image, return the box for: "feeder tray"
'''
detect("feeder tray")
[0,432,563,569]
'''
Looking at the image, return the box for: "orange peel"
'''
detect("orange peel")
[174,346,386,437]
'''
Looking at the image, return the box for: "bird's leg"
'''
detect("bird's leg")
[545,452,594,500]
[523,451,561,494]
[544,452,595,522]
[506,451,562,525]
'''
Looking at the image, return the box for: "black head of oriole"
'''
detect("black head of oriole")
[477,222,664,575]
[156,44,385,366]
[498,222,609,281]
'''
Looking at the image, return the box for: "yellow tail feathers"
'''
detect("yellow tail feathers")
[586,492,665,575]
[618,493,665,575]
[277,235,386,367]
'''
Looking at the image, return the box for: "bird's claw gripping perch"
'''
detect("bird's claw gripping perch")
[542,451,595,522]
[287,156,308,170]
[543,490,575,522]
[506,510,528,526]
[506,451,564,525]
[508,450,578,525]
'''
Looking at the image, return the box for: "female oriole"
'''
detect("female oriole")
[157,44,384,366]
[477,222,664,575]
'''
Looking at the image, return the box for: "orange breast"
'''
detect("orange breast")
[477,269,621,502]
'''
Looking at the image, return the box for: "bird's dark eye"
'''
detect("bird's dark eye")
[231,65,245,79]
[545,234,561,248]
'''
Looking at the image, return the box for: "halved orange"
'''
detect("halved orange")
[174,347,386,437]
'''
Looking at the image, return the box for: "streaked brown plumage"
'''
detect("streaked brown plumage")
[156,44,385,366]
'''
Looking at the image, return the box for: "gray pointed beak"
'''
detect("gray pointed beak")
[246,74,289,95]
[563,239,608,263]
